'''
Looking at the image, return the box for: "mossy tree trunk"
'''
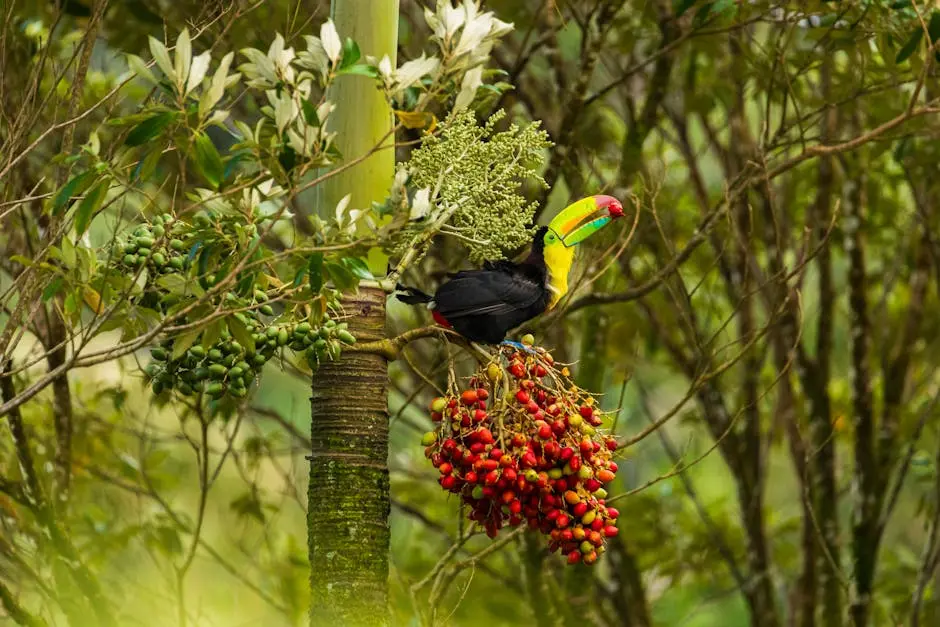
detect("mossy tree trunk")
[309,288,390,626]
[309,2,399,625]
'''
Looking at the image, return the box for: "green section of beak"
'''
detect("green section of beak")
[561,215,612,247]
[547,197,610,248]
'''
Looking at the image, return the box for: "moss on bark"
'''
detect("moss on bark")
[309,287,390,626]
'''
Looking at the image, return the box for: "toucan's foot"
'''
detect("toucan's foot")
[500,340,538,355]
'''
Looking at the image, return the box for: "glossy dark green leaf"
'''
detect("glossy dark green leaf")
[341,257,373,280]
[74,179,108,236]
[674,0,697,17]
[339,37,361,70]
[338,64,379,78]
[324,261,357,292]
[192,132,224,189]
[896,28,923,63]
[124,111,175,146]
[53,171,95,215]
[301,99,319,126]
[42,276,65,301]
[308,253,324,293]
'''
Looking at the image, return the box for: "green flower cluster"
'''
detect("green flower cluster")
[396,109,552,263]
[145,312,355,400]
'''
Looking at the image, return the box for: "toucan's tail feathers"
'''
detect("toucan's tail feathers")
[394,283,434,305]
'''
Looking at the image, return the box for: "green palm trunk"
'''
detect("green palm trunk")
[308,2,399,625]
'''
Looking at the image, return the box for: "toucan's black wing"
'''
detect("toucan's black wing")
[434,266,544,319]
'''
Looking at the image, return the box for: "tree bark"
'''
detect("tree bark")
[309,287,390,626]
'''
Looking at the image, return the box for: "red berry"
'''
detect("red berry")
[443,439,457,452]
[538,425,553,440]
[560,447,574,462]
[585,479,602,492]
[606,438,618,451]
[489,448,503,460]
[515,389,531,404]
[579,405,594,419]
[603,525,619,538]
[579,439,593,456]
[484,470,500,485]
[477,428,494,444]
[573,502,589,518]
[440,475,456,490]
[503,468,518,482]
[607,507,620,519]
[461,390,478,405]
[556,514,570,528]
[431,411,443,422]
[476,388,489,401]
[567,550,581,565]
[465,471,478,484]
[482,459,498,472]
[439,463,453,475]
[473,409,488,423]
[608,461,618,473]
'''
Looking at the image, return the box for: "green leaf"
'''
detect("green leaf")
[201,319,223,350]
[341,257,373,280]
[896,27,923,63]
[301,99,319,126]
[308,253,324,293]
[156,273,205,297]
[227,316,256,353]
[338,64,379,78]
[929,11,940,42]
[674,0,698,17]
[324,262,357,292]
[74,179,108,236]
[171,328,200,360]
[339,37,361,70]
[42,276,65,301]
[125,111,176,147]
[53,171,95,215]
[192,132,224,189]
[692,2,713,27]
[133,149,162,183]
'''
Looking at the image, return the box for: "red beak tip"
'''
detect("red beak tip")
[608,199,624,218]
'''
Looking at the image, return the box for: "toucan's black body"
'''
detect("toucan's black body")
[396,227,551,344]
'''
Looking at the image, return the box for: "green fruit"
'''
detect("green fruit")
[152,381,164,395]
[252,354,267,366]
[235,361,251,371]
[122,242,137,254]
[189,345,206,359]
[222,355,236,367]
[580,540,593,554]
[318,327,331,339]
[581,510,597,525]
[430,398,447,413]
[295,322,311,334]
[168,257,184,270]
[314,338,328,349]
[277,329,288,346]
[324,320,336,329]
[230,386,247,398]
[421,431,437,446]
[192,367,209,380]
[170,238,186,251]
[521,333,535,346]
[144,363,160,377]
[290,340,305,351]
[205,382,225,398]
[228,366,244,378]
[208,364,227,378]
[123,254,137,266]
[337,330,356,345]
[548,468,563,480]
[178,382,194,395]
[137,248,151,258]
[260,304,275,316]
[593,488,608,499]
[253,290,267,301]
[266,327,279,338]
[152,252,166,266]
[579,424,596,436]
[150,348,168,361]
[152,225,165,238]
[136,236,155,248]
[208,349,223,361]
[472,486,484,499]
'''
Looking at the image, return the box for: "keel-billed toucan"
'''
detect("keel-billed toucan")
[396,195,624,344]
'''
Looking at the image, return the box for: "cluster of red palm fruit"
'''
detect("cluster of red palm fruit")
[421,341,620,565]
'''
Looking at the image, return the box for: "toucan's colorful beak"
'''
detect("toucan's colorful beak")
[548,195,624,247]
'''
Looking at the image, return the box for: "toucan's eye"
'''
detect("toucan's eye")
[546,233,556,242]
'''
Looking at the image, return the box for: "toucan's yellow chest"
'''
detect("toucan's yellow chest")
[542,243,575,310]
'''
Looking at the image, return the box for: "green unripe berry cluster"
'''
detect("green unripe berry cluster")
[115,214,190,278]
[145,311,356,401]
